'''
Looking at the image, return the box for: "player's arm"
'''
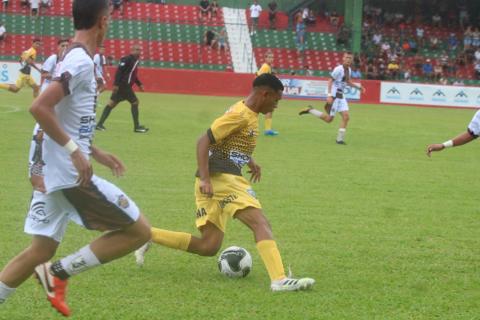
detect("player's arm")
[134,77,144,91]
[247,157,261,183]
[30,81,92,186]
[26,56,41,72]
[426,131,476,157]
[197,133,213,197]
[347,79,365,93]
[91,145,125,177]
[326,78,334,104]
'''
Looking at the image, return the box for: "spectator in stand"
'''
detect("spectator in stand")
[211,0,219,18]
[305,9,316,26]
[267,1,277,30]
[430,35,440,51]
[366,62,377,79]
[330,11,339,27]
[336,25,350,46]
[472,27,480,48]
[448,33,458,52]
[439,76,448,85]
[432,13,441,27]
[416,26,425,48]
[433,63,443,82]
[204,29,218,48]
[387,59,400,79]
[302,7,309,23]
[474,62,480,79]
[381,41,391,55]
[458,2,469,29]
[249,0,262,36]
[422,59,433,81]
[20,0,28,9]
[199,0,211,22]
[294,10,305,55]
[408,37,418,54]
[351,66,362,79]
[2,0,8,10]
[372,30,382,46]
[30,0,39,17]
[403,69,412,82]
[474,47,480,62]
[303,65,313,76]
[217,28,227,52]
[463,26,472,50]
[377,58,386,80]
[40,0,52,15]
[112,0,124,16]
[456,51,467,66]
[440,51,450,73]
[0,23,5,42]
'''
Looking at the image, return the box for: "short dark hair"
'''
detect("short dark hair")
[57,38,69,45]
[253,73,284,92]
[33,38,41,43]
[345,51,353,55]
[73,0,109,30]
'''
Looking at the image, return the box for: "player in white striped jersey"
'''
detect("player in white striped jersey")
[299,52,365,144]
[0,1,151,316]
[93,45,109,93]
[427,110,480,156]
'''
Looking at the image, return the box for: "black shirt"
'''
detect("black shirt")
[114,54,142,87]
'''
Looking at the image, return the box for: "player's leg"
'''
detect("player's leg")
[0,235,58,299]
[27,76,40,97]
[96,98,119,130]
[235,207,315,291]
[264,112,279,136]
[150,221,224,257]
[127,90,149,133]
[336,100,350,144]
[299,105,334,123]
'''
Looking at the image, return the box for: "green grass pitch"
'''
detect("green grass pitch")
[0,90,479,319]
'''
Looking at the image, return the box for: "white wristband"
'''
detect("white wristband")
[64,139,79,154]
[442,140,453,148]
[327,93,332,97]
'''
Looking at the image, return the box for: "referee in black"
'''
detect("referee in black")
[96,44,149,133]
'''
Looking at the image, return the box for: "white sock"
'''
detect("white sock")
[337,128,346,142]
[0,281,15,304]
[60,245,101,277]
[309,108,323,118]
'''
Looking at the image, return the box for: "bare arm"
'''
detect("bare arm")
[91,146,125,177]
[196,133,213,196]
[26,57,41,72]
[30,81,93,186]
[326,78,334,103]
[347,79,365,92]
[247,157,261,183]
[426,131,476,157]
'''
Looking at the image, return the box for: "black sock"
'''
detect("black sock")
[131,104,140,128]
[98,105,113,126]
[50,261,70,280]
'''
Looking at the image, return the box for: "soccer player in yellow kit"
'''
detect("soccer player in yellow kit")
[0,39,42,97]
[135,74,314,291]
[257,51,279,136]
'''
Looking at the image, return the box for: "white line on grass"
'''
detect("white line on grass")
[0,105,21,114]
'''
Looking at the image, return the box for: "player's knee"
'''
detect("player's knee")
[10,86,19,93]
[324,116,334,123]
[343,114,350,122]
[198,241,221,257]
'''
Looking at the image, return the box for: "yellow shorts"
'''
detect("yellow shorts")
[195,173,262,232]
[15,73,38,89]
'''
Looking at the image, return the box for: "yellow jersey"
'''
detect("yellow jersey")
[206,101,259,176]
[256,63,272,76]
[19,47,37,75]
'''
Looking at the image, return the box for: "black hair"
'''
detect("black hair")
[345,51,353,55]
[253,73,284,92]
[57,38,69,45]
[73,0,109,30]
[33,38,41,43]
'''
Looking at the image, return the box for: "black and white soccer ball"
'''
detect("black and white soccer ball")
[217,246,252,278]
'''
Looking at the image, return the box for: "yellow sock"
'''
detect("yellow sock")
[256,240,286,281]
[0,83,10,90]
[151,228,192,251]
[265,118,272,131]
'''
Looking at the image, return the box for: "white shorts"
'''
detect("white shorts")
[24,175,140,242]
[330,98,349,116]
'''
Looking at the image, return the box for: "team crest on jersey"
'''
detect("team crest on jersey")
[117,195,129,209]
[246,188,257,199]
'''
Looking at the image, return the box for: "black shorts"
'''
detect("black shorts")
[111,85,138,104]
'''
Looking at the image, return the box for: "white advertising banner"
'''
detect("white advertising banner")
[279,77,361,100]
[0,61,41,85]
[380,82,480,108]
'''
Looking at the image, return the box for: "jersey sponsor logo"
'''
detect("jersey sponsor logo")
[219,193,238,209]
[229,150,251,168]
[28,201,50,224]
[117,195,130,209]
[196,207,207,218]
[79,115,96,140]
